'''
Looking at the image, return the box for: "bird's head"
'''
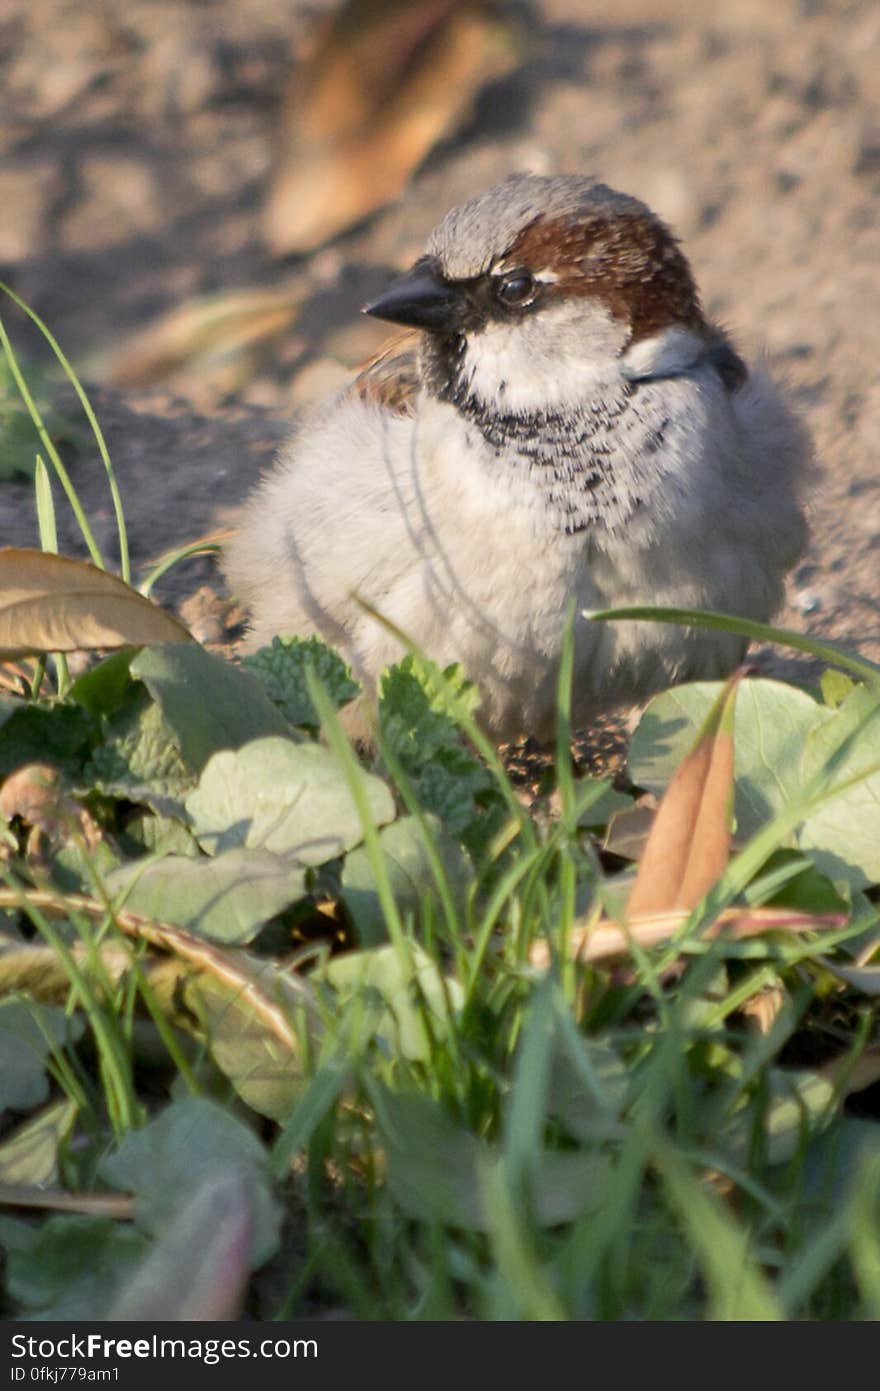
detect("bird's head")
[364,173,716,417]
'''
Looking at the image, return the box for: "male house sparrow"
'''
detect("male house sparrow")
[224,174,811,739]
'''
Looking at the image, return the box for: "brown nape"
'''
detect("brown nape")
[507,210,706,345]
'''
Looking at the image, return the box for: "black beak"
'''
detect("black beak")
[362,259,468,333]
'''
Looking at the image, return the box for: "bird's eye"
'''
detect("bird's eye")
[495,271,537,308]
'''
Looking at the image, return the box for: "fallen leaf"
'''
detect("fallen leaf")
[264,0,524,255]
[0,884,320,1119]
[528,905,847,969]
[0,549,192,658]
[626,673,739,917]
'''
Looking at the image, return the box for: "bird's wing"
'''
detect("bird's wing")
[350,329,422,416]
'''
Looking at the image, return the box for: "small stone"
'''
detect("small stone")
[795,589,822,615]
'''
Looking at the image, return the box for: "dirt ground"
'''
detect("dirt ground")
[1,0,878,688]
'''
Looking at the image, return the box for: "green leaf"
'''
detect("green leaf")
[341,814,473,946]
[630,679,823,834]
[69,648,136,717]
[721,1068,835,1167]
[2,1215,148,1317]
[186,735,395,864]
[106,848,308,942]
[120,809,200,858]
[243,635,359,728]
[0,701,97,781]
[545,1038,630,1145]
[575,778,634,829]
[98,1096,281,1265]
[380,656,481,774]
[0,997,81,1113]
[0,1098,77,1184]
[184,960,317,1121]
[376,1089,608,1231]
[379,656,497,841]
[322,943,463,1061]
[798,684,880,887]
[131,643,294,771]
[746,849,850,916]
[49,834,123,895]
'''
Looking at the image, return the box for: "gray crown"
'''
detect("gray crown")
[425,173,656,280]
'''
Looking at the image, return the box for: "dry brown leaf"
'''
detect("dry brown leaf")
[264,0,524,255]
[0,763,65,830]
[626,673,739,918]
[740,983,788,1035]
[0,1185,135,1218]
[0,548,193,657]
[528,905,848,970]
[0,763,103,868]
[0,885,315,1052]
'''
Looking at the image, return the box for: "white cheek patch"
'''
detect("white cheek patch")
[463,300,628,413]
[621,326,706,381]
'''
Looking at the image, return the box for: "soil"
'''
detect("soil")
[2,0,878,701]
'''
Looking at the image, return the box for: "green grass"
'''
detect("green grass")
[1,292,879,1322]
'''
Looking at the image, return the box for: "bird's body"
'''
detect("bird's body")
[224,175,810,739]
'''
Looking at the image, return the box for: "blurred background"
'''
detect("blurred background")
[0,0,877,658]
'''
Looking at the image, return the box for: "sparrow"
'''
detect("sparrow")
[223,174,811,740]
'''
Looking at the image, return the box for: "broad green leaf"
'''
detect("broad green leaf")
[630,679,824,834]
[186,735,395,864]
[721,1068,835,1167]
[85,681,195,803]
[341,814,473,946]
[243,634,359,728]
[69,648,136,716]
[0,997,81,1112]
[0,701,96,781]
[322,943,463,1061]
[821,669,856,709]
[576,778,634,829]
[120,809,200,858]
[0,1098,77,1184]
[376,1089,608,1231]
[50,835,123,895]
[745,849,849,916]
[131,643,293,771]
[184,961,317,1121]
[2,1214,148,1317]
[98,1096,281,1265]
[106,848,308,942]
[798,685,880,887]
